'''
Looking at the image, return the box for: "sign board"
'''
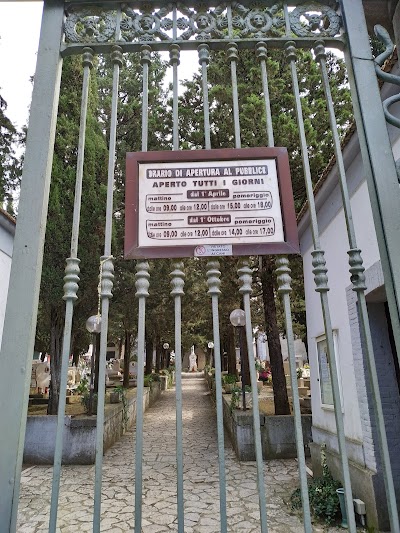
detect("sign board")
[125,148,299,259]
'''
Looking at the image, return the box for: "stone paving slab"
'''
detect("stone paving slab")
[18,377,344,532]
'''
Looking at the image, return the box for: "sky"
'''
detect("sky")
[0,2,43,129]
[0,2,198,131]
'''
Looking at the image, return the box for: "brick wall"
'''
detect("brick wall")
[346,260,400,496]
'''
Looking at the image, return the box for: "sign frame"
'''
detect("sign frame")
[125,147,299,259]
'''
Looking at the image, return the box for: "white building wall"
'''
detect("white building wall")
[0,251,12,344]
[0,213,15,346]
[301,167,380,445]
[298,61,400,528]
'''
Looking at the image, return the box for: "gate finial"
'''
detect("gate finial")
[170,262,185,296]
[275,255,292,295]
[206,260,221,296]
[311,250,329,293]
[135,261,150,298]
[238,260,252,295]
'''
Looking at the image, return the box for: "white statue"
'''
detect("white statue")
[31,361,51,392]
[189,346,197,372]
[67,367,81,389]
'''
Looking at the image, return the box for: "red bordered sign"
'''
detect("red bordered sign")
[125,147,299,259]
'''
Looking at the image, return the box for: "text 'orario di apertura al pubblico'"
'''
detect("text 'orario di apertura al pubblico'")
[125,148,299,259]
[140,160,282,245]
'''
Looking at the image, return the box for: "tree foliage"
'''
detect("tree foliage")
[0,94,22,213]
[32,42,353,413]
[179,48,352,209]
[177,47,352,411]
[36,55,109,413]
[97,52,171,356]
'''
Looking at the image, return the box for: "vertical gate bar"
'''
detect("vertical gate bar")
[49,47,94,533]
[171,2,179,151]
[93,44,123,533]
[141,45,151,153]
[227,43,241,149]
[172,3,177,40]
[315,41,400,532]
[275,257,312,533]
[134,261,150,532]
[256,38,311,531]
[198,44,211,150]
[171,262,185,533]
[283,3,291,36]
[133,42,152,532]
[256,43,274,148]
[227,2,234,38]
[0,2,64,529]
[93,259,114,533]
[284,40,357,532]
[238,261,268,533]
[170,44,180,151]
[340,0,400,364]
[206,261,227,533]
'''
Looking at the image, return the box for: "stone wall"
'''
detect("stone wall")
[24,383,161,465]
[222,395,312,461]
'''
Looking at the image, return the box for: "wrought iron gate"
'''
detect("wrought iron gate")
[1,1,400,532]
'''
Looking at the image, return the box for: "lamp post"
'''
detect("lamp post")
[229,309,250,410]
[163,342,169,369]
[86,315,102,415]
[207,341,214,367]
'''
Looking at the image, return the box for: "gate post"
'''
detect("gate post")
[0,1,64,530]
[341,0,400,357]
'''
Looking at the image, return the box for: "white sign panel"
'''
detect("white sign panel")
[137,159,284,248]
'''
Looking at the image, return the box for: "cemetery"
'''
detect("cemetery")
[2,1,400,532]
[204,356,313,461]
[25,354,168,464]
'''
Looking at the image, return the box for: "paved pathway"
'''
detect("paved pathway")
[18,375,339,532]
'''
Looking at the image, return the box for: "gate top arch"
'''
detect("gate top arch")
[61,1,346,55]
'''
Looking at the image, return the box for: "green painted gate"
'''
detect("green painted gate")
[1,1,400,532]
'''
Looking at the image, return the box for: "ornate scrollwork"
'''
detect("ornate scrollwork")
[231,2,285,38]
[176,3,226,40]
[120,4,173,42]
[64,1,343,44]
[374,26,400,127]
[289,2,341,38]
[64,8,117,43]
[373,25,400,182]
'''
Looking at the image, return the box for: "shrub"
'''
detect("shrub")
[230,387,241,411]
[81,391,98,414]
[113,386,128,430]
[144,374,154,387]
[222,374,237,385]
[308,474,341,524]
[290,445,341,525]
[160,368,174,387]
[76,377,89,395]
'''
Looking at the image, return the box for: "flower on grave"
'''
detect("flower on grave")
[259,369,271,382]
